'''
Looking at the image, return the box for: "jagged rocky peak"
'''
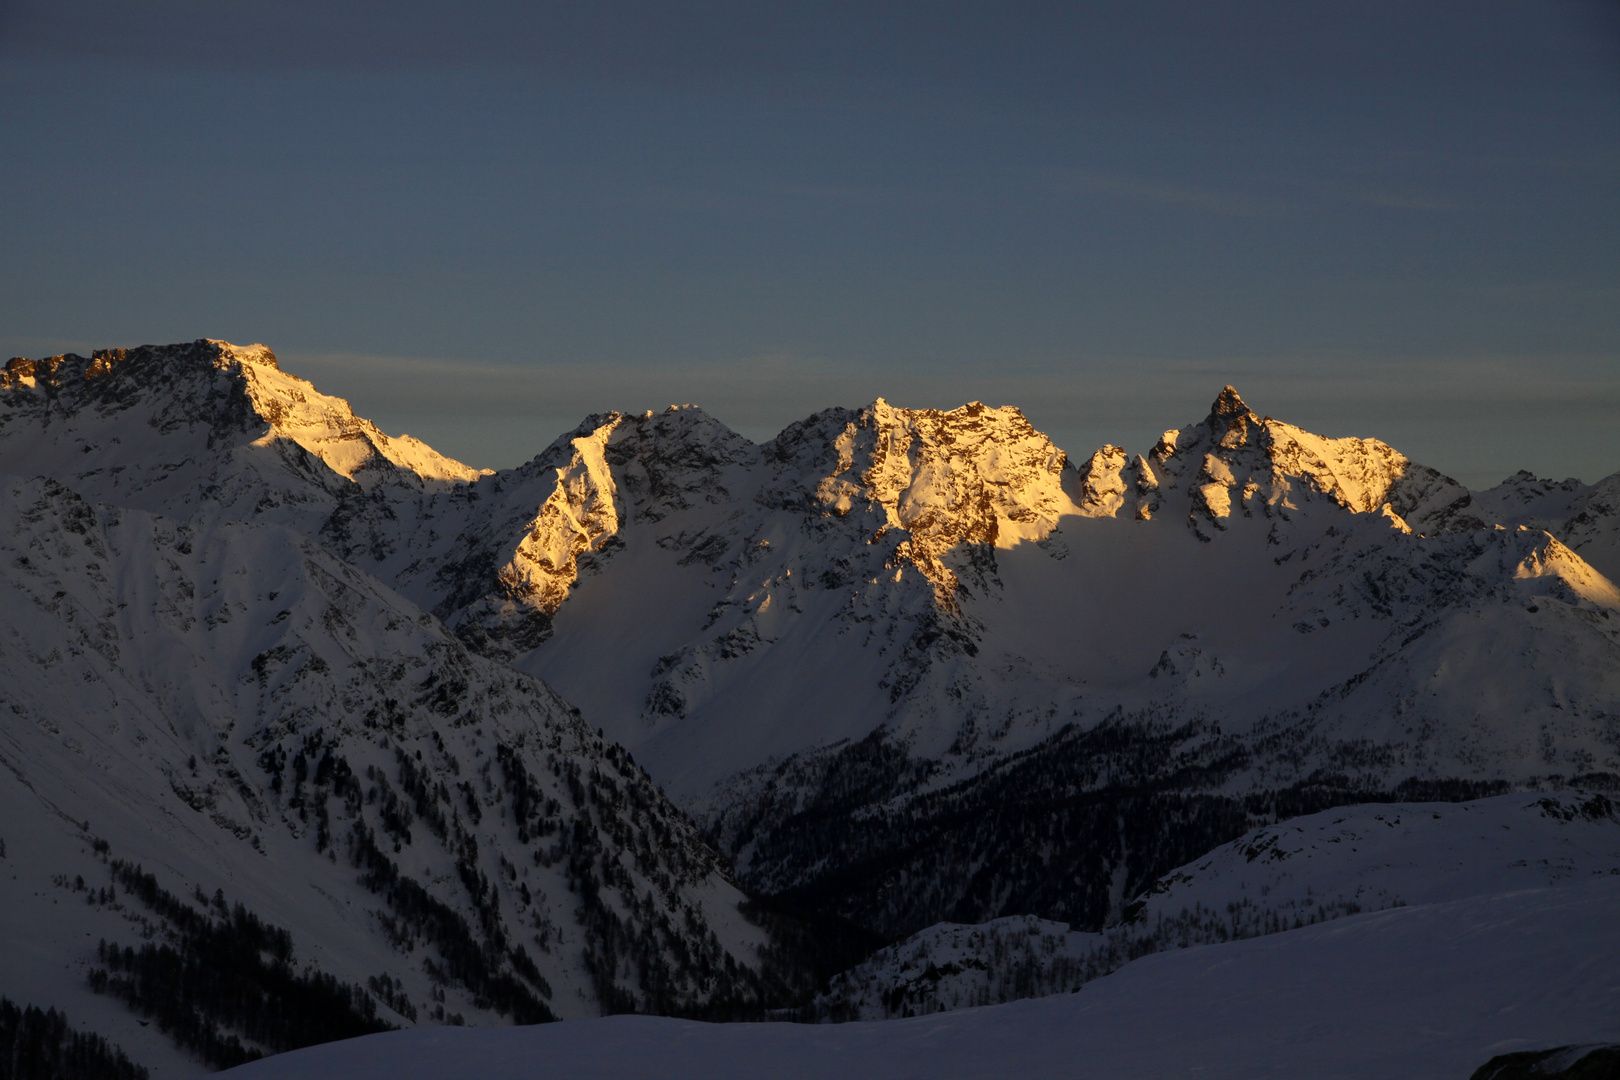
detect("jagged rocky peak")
[1200,385,1268,459]
[501,394,1075,566]
[1471,470,1591,522]
[411,385,1523,672]
[1072,443,1132,516]
[1206,384,1255,432]
[405,395,1085,673]
[508,403,759,495]
[756,397,1079,605]
[0,339,280,419]
[387,404,766,659]
[2,337,278,389]
[1081,384,1480,537]
[769,397,1074,543]
[456,397,1074,639]
[602,404,763,497]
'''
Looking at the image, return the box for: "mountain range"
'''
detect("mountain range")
[2,339,1617,1076]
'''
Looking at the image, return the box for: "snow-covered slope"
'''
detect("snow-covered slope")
[0,473,786,1077]
[815,790,1620,1018]
[1470,469,1620,582]
[217,875,1620,1080]
[1131,788,1620,915]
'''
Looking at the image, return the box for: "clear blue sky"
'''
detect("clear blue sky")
[2,1,1616,486]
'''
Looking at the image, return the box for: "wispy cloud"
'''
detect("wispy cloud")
[1348,190,1468,212]
[1035,168,1291,219]
[0,335,105,359]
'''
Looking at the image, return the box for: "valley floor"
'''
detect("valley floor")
[217,876,1620,1080]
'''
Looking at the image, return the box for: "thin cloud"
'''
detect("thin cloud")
[1036,168,1291,219]
[1349,191,1468,212]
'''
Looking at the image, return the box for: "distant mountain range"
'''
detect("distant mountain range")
[2,339,1616,1076]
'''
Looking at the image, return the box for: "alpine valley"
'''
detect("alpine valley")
[2,340,1617,1078]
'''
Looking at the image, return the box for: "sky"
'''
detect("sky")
[1,1,1616,487]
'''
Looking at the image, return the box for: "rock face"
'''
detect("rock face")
[3,340,1619,1050]
[1068,385,1482,535]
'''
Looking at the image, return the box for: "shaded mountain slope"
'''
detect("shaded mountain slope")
[0,473,793,1076]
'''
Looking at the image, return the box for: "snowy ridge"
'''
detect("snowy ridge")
[7,350,1612,816]
[814,791,1620,1019]
[1469,469,1620,582]
[0,340,486,537]
[1073,385,1481,535]
[359,405,765,659]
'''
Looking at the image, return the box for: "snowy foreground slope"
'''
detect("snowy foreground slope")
[219,877,1620,1080]
[816,790,1620,1018]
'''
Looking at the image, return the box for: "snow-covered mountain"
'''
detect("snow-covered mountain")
[323,377,1619,937]
[3,339,1618,1074]
[0,346,836,1077]
[358,388,1619,802]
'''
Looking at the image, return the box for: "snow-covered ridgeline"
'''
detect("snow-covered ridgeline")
[6,343,1616,801]
[0,340,486,539]
[467,389,1620,802]
[5,341,1619,947]
[1470,468,1620,584]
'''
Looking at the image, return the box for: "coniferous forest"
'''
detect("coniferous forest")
[0,999,147,1080]
[86,863,391,1070]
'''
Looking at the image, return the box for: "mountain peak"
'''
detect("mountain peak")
[0,337,487,510]
[2,338,275,391]
[1208,385,1251,422]
[206,338,279,369]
